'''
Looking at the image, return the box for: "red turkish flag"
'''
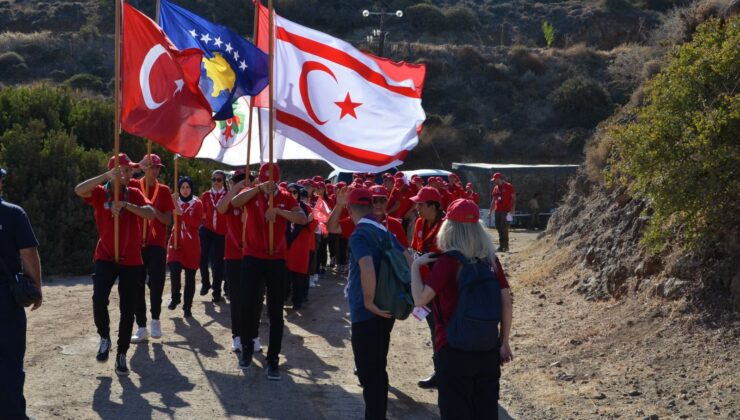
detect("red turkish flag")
[121,3,214,157]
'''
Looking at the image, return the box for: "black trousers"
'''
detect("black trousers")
[337,236,349,265]
[285,270,309,306]
[92,260,145,355]
[316,234,327,271]
[199,226,225,296]
[225,259,242,338]
[0,281,27,419]
[240,256,285,363]
[351,316,395,420]
[169,262,196,310]
[328,233,338,262]
[494,212,509,249]
[426,311,438,372]
[135,245,167,327]
[437,346,501,420]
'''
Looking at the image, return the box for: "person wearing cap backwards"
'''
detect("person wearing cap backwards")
[129,154,174,344]
[231,163,307,380]
[0,166,42,419]
[199,170,228,302]
[409,186,446,389]
[466,182,480,205]
[489,172,516,252]
[74,153,156,375]
[410,199,513,420]
[327,185,409,250]
[217,169,263,353]
[344,187,410,420]
[166,176,203,319]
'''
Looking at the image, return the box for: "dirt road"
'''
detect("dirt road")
[24,229,738,419]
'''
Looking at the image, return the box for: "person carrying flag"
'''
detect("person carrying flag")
[130,154,174,344]
[231,163,307,380]
[74,154,156,375]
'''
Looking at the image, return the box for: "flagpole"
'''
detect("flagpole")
[173,155,179,249]
[143,0,161,243]
[267,0,275,255]
[242,3,261,246]
[113,0,122,263]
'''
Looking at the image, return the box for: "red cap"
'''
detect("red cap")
[348,188,372,205]
[410,186,442,203]
[394,171,404,179]
[363,180,374,187]
[337,181,347,189]
[369,185,389,197]
[107,153,139,170]
[259,163,280,182]
[279,182,288,189]
[145,154,164,167]
[447,199,480,223]
[491,172,502,180]
[312,175,324,183]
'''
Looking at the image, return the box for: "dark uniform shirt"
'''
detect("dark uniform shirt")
[0,197,39,280]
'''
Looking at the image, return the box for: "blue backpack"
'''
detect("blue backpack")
[441,250,502,352]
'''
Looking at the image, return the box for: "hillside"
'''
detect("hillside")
[0,0,691,167]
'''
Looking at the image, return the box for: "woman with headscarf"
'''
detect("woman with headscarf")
[167,176,203,318]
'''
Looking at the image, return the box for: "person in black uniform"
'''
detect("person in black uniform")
[0,167,43,420]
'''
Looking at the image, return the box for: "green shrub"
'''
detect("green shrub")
[509,45,547,75]
[0,51,28,79]
[64,73,104,93]
[542,21,555,48]
[444,6,478,30]
[406,4,447,32]
[549,76,613,127]
[608,18,740,252]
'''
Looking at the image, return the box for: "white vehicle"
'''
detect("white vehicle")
[327,168,451,184]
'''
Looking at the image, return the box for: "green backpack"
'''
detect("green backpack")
[357,223,413,320]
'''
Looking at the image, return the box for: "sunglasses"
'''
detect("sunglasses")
[212,178,224,182]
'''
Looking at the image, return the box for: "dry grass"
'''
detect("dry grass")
[0,31,52,52]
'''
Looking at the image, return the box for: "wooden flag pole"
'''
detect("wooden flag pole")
[242,3,261,246]
[267,0,275,255]
[173,155,179,249]
[113,0,122,263]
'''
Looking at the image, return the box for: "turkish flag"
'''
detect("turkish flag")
[121,3,215,158]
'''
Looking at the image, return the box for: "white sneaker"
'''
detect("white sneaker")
[151,320,162,339]
[131,327,148,343]
[310,274,318,288]
[253,337,262,353]
[231,336,242,352]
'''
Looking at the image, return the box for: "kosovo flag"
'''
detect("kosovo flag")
[159,0,269,120]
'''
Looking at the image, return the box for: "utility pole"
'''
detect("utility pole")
[362,3,403,57]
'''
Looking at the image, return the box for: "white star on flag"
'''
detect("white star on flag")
[225,43,233,53]
[239,60,247,71]
[188,29,197,37]
[213,36,223,47]
[200,33,211,44]
[233,50,239,61]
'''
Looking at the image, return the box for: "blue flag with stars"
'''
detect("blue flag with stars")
[159,0,269,120]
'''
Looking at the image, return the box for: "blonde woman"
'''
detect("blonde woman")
[411,199,513,420]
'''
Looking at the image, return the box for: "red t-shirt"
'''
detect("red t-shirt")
[224,203,244,261]
[287,209,319,274]
[468,191,480,205]
[389,187,414,219]
[201,189,228,235]
[242,189,299,260]
[424,254,510,352]
[84,185,150,266]
[491,182,515,212]
[129,179,174,248]
[339,215,409,248]
[167,198,203,270]
[411,217,444,254]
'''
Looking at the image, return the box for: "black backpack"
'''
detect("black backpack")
[441,250,502,352]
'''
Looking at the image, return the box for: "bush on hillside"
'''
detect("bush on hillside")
[444,6,478,30]
[64,73,104,93]
[0,51,28,79]
[406,4,447,32]
[549,76,613,127]
[609,18,740,252]
[509,45,547,75]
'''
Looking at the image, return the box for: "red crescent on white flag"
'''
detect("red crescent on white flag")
[299,61,337,126]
